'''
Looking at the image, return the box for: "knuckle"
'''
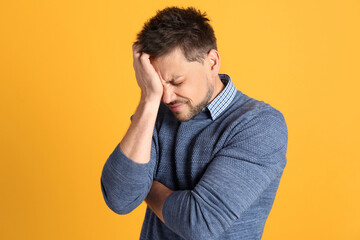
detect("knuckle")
[140,53,147,60]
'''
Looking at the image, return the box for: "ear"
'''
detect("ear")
[207,49,221,76]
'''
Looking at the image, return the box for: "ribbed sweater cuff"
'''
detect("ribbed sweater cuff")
[107,143,151,183]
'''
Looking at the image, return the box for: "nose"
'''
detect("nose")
[162,84,176,104]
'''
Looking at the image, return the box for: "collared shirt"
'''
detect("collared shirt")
[207,73,237,120]
[101,74,288,240]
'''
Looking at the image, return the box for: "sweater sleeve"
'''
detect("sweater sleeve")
[162,110,288,240]
[100,124,158,215]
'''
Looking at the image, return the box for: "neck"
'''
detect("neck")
[214,74,225,96]
[208,74,225,104]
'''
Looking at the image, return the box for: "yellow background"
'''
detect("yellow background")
[1,0,359,239]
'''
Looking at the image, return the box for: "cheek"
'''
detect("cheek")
[184,84,205,103]
[176,71,207,102]
[175,86,193,101]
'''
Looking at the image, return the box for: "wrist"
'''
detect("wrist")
[140,93,162,106]
[133,96,161,123]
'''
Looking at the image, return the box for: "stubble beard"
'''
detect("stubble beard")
[174,83,214,122]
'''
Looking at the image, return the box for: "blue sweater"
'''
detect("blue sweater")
[100,74,288,240]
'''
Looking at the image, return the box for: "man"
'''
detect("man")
[100,6,288,240]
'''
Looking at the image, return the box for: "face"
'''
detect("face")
[151,48,219,122]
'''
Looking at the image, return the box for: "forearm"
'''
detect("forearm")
[120,97,160,164]
[145,181,174,223]
[120,43,163,164]
[101,44,164,214]
[100,98,161,214]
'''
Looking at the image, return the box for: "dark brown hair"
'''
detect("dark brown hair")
[135,7,217,63]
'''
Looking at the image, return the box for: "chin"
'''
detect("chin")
[173,111,197,122]
[171,103,203,122]
[173,114,191,122]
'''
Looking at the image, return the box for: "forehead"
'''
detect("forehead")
[151,48,203,80]
[152,48,187,68]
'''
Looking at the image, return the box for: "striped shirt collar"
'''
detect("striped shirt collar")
[206,74,237,120]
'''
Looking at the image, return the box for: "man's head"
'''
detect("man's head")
[135,7,217,63]
[135,7,223,121]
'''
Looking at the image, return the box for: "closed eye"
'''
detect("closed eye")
[173,81,184,86]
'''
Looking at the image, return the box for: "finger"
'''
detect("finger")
[139,52,150,63]
[132,43,142,60]
[140,53,159,77]
[132,43,141,52]
[139,52,153,70]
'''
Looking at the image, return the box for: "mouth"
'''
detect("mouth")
[168,103,184,112]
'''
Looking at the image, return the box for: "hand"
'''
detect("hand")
[132,44,163,102]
